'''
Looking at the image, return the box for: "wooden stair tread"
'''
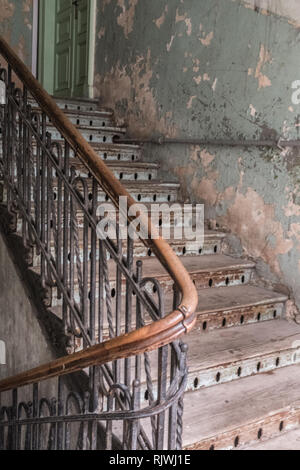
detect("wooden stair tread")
[54,108,113,118]
[182,363,300,448]
[105,161,159,170]
[71,124,125,133]
[32,243,237,283]
[131,254,255,279]
[114,180,180,189]
[81,140,140,151]
[44,254,255,284]
[51,95,101,105]
[46,229,223,246]
[70,200,212,216]
[195,284,287,314]
[48,123,126,134]
[50,285,286,335]
[30,94,103,106]
[186,318,297,373]
[0,137,141,153]
[67,158,160,175]
[30,106,114,119]
[52,179,179,190]
[51,179,180,195]
[138,318,300,394]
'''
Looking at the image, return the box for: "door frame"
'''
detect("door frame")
[37,0,96,98]
[32,0,39,77]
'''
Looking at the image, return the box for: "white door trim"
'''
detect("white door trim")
[31,0,39,77]
[87,0,96,99]
[37,0,96,98]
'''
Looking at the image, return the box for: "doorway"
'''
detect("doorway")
[38,0,96,98]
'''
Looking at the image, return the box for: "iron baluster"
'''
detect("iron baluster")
[62,141,70,336]
[32,383,38,450]
[56,377,64,450]
[40,112,47,286]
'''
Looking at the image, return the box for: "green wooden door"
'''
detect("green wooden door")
[38,0,95,98]
[72,0,90,97]
[54,0,73,97]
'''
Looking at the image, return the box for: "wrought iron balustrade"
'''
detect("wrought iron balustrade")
[0,36,197,450]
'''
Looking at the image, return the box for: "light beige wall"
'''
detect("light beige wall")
[239,0,300,26]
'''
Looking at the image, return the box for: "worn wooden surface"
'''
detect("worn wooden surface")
[131,254,255,278]
[183,363,300,449]
[196,284,287,313]
[187,318,300,372]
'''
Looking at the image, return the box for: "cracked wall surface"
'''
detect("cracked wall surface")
[0,0,33,66]
[95,0,300,311]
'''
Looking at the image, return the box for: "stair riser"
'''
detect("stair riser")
[6,182,179,205]
[45,114,114,128]
[184,407,300,451]
[50,187,179,203]
[77,340,300,416]
[98,149,141,162]
[48,267,254,308]
[73,166,158,182]
[3,159,156,183]
[196,303,283,331]
[111,346,300,408]
[189,268,253,290]
[0,142,142,163]
[30,99,100,113]
[46,208,201,230]
[58,103,99,112]
[46,127,124,145]
[15,211,204,238]
[133,240,222,258]
[98,190,180,204]
[30,238,223,268]
[20,111,114,129]
[187,339,298,392]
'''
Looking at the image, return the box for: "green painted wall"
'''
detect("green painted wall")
[1,0,299,314]
[94,0,300,314]
[0,0,34,67]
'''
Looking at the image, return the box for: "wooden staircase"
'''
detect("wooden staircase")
[1,94,300,450]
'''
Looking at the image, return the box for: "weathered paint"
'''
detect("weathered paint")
[187,345,300,392]
[0,0,33,66]
[184,406,300,450]
[94,0,300,313]
[196,302,284,332]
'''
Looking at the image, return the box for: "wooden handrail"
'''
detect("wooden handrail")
[0,36,198,393]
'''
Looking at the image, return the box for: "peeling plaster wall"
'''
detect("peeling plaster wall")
[95,0,300,310]
[95,0,300,141]
[0,0,34,66]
